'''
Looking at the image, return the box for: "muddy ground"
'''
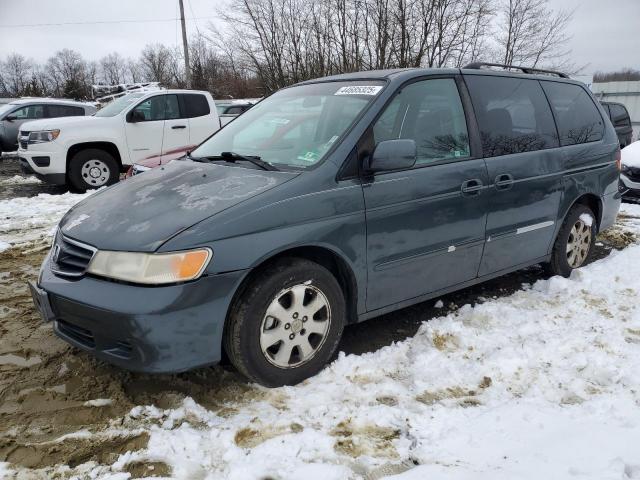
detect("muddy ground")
[0,157,637,477]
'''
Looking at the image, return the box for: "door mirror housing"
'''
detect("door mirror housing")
[4,115,17,122]
[366,139,417,173]
[127,109,146,123]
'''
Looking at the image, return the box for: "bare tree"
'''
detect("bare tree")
[497,0,573,68]
[0,53,33,96]
[99,53,128,85]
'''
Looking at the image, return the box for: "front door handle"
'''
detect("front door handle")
[461,178,483,196]
[171,125,187,129]
[494,173,514,191]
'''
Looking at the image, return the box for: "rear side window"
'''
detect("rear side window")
[181,94,210,118]
[372,78,470,165]
[46,105,85,118]
[609,104,631,128]
[225,106,245,115]
[465,75,558,157]
[541,82,604,146]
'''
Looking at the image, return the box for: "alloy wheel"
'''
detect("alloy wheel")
[566,219,592,268]
[260,284,331,368]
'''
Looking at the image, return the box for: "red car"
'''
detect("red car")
[125,145,196,178]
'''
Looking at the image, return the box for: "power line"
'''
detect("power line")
[0,17,216,28]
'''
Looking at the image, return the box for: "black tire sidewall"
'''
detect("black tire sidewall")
[68,149,119,191]
[227,259,345,387]
[551,205,597,276]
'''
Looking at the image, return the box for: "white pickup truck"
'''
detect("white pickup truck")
[18,90,220,190]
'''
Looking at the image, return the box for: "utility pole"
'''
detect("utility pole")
[178,0,191,88]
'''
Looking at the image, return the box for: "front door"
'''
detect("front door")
[124,94,167,164]
[463,74,563,275]
[6,104,46,148]
[363,77,489,312]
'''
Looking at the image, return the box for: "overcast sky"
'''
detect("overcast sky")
[0,0,638,75]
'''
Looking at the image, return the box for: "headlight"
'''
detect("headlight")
[621,164,630,173]
[29,129,60,144]
[87,248,212,285]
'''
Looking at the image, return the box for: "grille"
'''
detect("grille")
[57,319,96,348]
[50,232,96,278]
[19,131,30,150]
[627,167,640,182]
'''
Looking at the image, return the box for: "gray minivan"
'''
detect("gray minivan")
[30,64,621,387]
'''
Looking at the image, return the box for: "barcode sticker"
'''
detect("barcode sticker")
[335,86,383,96]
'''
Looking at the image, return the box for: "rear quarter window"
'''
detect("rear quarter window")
[465,75,558,157]
[46,105,85,117]
[541,81,605,146]
[610,104,631,128]
[181,94,210,118]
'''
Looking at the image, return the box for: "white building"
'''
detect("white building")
[591,81,640,141]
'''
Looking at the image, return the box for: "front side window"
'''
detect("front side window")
[12,104,45,120]
[466,76,558,157]
[541,81,604,146]
[191,81,384,169]
[132,94,179,121]
[372,78,470,165]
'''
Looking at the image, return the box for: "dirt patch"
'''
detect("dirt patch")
[123,460,172,478]
[332,420,400,458]
[234,422,303,449]
[431,332,459,351]
[417,377,491,407]
[1,431,149,469]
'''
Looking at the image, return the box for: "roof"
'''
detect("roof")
[7,97,94,107]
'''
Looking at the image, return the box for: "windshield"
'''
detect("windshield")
[191,81,385,168]
[0,103,16,118]
[94,93,145,117]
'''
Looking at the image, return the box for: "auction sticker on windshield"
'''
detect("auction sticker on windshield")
[335,85,383,95]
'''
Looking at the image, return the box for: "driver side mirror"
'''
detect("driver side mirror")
[127,109,146,123]
[365,139,417,173]
[4,115,17,122]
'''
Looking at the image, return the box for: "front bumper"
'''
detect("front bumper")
[18,142,67,184]
[36,252,248,373]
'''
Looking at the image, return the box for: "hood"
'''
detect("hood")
[622,141,640,168]
[59,160,297,251]
[20,115,104,131]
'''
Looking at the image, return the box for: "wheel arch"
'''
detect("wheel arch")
[570,193,603,231]
[228,244,360,328]
[66,142,124,173]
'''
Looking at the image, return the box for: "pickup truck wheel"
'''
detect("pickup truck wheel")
[224,258,345,387]
[545,204,596,277]
[68,149,119,191]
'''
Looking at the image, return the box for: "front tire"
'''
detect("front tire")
[224,258,346,387]
[68,148,119,191]
[546,204,596,277]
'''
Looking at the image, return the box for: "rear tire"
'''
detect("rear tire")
[545,204,596,277]
[224,258,346,387]
[68,149,119,192]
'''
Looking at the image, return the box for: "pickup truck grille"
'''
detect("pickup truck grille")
[19,131,30,150]
[50,231,96,278]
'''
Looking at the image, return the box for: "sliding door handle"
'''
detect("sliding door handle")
[494,173,514,191]
[461,178,483,196]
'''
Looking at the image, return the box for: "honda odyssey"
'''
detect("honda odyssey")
[30,64,621,387]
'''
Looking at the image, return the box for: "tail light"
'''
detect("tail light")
[615,147,621,171]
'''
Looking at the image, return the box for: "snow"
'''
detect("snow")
[0,174,41,186]
[580,212,594,226]
[0,190,94,251]
[622,141,640,168]
[83,399,114,407]
[434,300,444,308]
[99,203,640,479]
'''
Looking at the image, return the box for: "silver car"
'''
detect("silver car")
[0,98,96,153]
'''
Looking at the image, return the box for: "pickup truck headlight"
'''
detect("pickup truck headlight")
[87,248,212,285]
[29,129,60,144]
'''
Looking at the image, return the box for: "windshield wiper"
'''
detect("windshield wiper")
[190,152,278,171]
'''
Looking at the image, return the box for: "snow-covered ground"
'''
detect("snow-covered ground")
[1,188,640,479]
[0,185,94,252]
